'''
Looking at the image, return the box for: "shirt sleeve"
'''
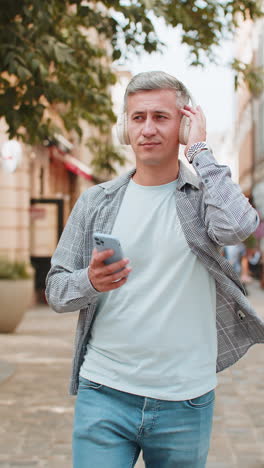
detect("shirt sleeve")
[45,193,100,313]
[192,150,259,246]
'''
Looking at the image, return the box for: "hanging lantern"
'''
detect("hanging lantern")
[1,140,23,173]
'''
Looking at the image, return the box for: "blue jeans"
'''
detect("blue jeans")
[73,377,215,468]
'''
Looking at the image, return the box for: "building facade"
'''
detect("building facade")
[0,126,94,301]
[234,9,264,286]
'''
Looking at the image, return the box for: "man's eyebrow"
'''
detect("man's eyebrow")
[131,110,173,116]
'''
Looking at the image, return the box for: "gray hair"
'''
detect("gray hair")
[123,71,190,111]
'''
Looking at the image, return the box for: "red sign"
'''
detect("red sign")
[29,206,46,220]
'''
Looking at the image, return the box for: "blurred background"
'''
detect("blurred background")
[0,1,264,467]
[0,0,264,299]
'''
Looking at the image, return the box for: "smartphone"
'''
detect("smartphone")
[93,232,124,271]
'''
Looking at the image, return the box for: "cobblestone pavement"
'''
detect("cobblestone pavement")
[0,281,263,468]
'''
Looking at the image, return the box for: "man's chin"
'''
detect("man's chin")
[137,157,162,166]
[135,150,179,167]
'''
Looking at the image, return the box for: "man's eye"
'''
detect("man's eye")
[133,116,143,120]
[156,115,166,119]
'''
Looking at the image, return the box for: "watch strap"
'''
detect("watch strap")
[186,141,210,163]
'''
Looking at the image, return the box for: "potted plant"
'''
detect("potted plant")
[0,258,34,333]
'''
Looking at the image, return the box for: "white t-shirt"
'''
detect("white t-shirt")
[80,178,217,400]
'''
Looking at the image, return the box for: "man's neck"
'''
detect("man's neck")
[132,161,180,186]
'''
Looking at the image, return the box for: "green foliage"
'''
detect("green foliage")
[142,0,263,65]
[87,137,127,178]
[232,59,264,97]
[0,258,33,280]
[0,0,263,174]
[0,0,117,146]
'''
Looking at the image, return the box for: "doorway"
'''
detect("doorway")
[30,198,63,303]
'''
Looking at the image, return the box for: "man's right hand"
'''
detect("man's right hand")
[88,248,132,292]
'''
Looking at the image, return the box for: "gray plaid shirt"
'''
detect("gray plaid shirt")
[46,150,264,395]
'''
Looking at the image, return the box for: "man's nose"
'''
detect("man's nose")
[141,117,157,137]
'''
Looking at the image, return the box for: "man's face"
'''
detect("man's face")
[126,89,182,167]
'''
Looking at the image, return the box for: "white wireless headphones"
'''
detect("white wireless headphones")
[116,89,196,146]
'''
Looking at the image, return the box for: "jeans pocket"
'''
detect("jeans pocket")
[186,389,215,408]
[78,376,104,391]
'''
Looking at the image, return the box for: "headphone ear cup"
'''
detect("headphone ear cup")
[179,115,190,145]
[116,113,130,145]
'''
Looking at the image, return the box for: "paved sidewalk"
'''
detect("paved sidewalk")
[0,281,263,467]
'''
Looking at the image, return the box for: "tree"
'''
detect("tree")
[0,0,263,174]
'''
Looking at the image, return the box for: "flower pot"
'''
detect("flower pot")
[0,279,34,333]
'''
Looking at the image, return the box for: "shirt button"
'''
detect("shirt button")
[205,179,209,183]
[195,162,199,167]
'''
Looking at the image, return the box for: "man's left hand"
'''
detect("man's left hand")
[180,105,206,156]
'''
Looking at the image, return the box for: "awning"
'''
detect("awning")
[48,146,93,181]
[64,154,93,180]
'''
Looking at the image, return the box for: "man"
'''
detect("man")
[46,71,264,468]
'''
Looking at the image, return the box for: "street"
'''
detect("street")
[0,281,263,468]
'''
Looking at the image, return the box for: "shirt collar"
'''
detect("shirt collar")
[176,160,200,190]
[98,160,199,195]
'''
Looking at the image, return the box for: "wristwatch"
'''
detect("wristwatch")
[186,141,210,164]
